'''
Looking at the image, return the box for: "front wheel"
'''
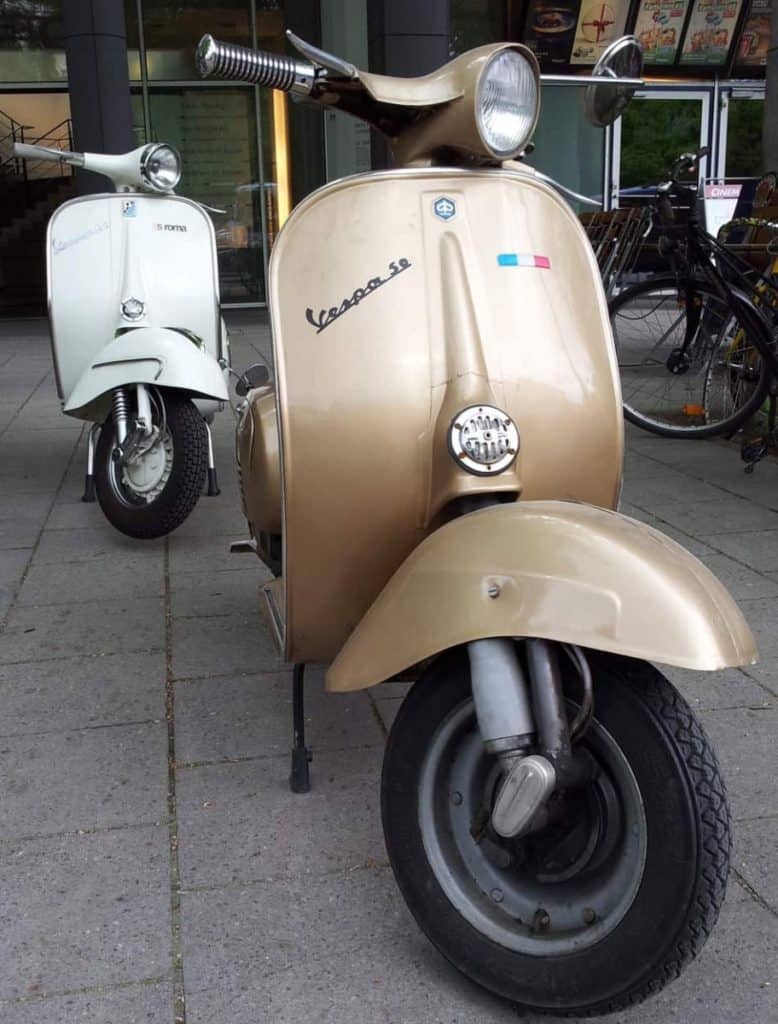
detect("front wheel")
[95,391,208,539]
[381,648,730,1016]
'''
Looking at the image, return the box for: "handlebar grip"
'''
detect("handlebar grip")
[13,142,61,162]
[195,34,315,96]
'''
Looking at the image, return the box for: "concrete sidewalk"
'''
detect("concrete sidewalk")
[0,314,775,1024]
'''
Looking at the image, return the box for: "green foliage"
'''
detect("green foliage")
[621,100,703,188]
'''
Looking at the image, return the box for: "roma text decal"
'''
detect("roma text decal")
[305,258,412,334]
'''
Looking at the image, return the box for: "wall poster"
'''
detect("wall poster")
[733,0,771,70]
[569,0,631,64]
[679,0,745,65]
[522,0,582,68]
[633,0,692,63]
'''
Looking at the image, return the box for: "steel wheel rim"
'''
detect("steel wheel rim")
[108,427,173,507]
[418,698,647,956]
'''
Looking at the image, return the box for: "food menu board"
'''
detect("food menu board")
[522,0,583,68]
[569,0,631,64]
[633,0,692,63]
[678,0,745,65]
[732,0,771,70]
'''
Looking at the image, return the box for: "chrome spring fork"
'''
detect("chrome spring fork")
[112,387,129,446]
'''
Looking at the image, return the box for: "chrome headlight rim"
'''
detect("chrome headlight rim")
[474,45,540,162]
[140,143,182,193]
[448,404,520,477]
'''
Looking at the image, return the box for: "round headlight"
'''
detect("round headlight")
[476,49,538,160]
[140,143,182,192]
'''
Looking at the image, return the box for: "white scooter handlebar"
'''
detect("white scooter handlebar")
[13,142,181,193]
[13,142,85,166]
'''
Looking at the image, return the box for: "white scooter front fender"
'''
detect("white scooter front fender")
[63,326,229,420]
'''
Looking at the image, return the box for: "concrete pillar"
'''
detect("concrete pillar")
[63,0,134,194]
[765,5,778,171]
[366,0,450,165]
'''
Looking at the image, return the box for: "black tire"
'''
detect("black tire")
[95,392,208,539]
[381,647,731,1016]
[610,274,771,438]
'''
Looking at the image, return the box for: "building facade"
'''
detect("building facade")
[0,0,769,310]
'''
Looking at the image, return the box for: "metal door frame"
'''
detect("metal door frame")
[611,86,713,205]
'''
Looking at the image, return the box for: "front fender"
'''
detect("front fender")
[326,500,758,692]
[64,327,229,417]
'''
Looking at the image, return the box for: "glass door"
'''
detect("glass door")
[613,89,712,199]
[720,89,765,179]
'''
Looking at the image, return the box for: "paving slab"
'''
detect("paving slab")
[32,527,163,565]
[734,817,778,915]
[0,651,166,734]
[0,548,31,620]
[175,669,382,764]
[699,706,778,821]
[171,610,280,680]
[180,866,519,1024]
[0,826,170,1001]
[0,981,174,1024]
[177,744,385,888]
[703,529,778,573]
[665,666,773,711]
[646,496,778,536]
[0,722,167,837]
[168,532,251,576]
[16,556,166,607]
[0,597,165,664]
[170,566,268,620]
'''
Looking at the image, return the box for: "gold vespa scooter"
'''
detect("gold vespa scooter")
[197,33,756,1015]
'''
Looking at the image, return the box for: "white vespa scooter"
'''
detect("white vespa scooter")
[13,141,230,538]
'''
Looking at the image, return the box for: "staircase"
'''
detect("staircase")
[0,114,77,313]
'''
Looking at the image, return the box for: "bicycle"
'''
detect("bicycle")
[608,150,778,439]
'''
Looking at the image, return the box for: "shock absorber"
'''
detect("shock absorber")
[112,387,129,446]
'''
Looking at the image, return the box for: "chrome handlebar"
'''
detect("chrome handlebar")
[195,35,316,96]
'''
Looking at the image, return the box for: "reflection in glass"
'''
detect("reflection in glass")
[450,0,506,55]
[0,0,66,81]
[142,0,252,80]
[620,99,702,189]
[149,87,265,302]
[726,98,763,178]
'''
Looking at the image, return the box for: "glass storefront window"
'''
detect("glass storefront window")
[141,0,252,80]
[450,0,506,55]
[525,85,605,206]
[726,97,763,178]
[0,0,67,82]
[148,87,265,302]
[620,98,704,189]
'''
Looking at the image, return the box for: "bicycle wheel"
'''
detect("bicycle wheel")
[610,274,771,438]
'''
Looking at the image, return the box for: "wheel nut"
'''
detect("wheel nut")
[451,791,463,806]
[490,888,504,903]
[583,907,596,925]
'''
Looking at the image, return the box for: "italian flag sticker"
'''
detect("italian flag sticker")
[497,253,551,268]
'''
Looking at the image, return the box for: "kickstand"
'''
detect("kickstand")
[290,663,312,793]
[81,424,100,502]
[204,420,220,496]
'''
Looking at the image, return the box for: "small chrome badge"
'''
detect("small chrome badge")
[433,196,456,221]
[121,297,145,320]
[449,404,519,476]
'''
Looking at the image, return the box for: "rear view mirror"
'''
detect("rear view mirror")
[235,362,270,396]
[584,36,643,128]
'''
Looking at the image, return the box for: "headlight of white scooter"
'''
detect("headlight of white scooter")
[475,48,539,160]
[140,143,182,192]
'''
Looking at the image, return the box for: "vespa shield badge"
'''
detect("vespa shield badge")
[433,196,456,221]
